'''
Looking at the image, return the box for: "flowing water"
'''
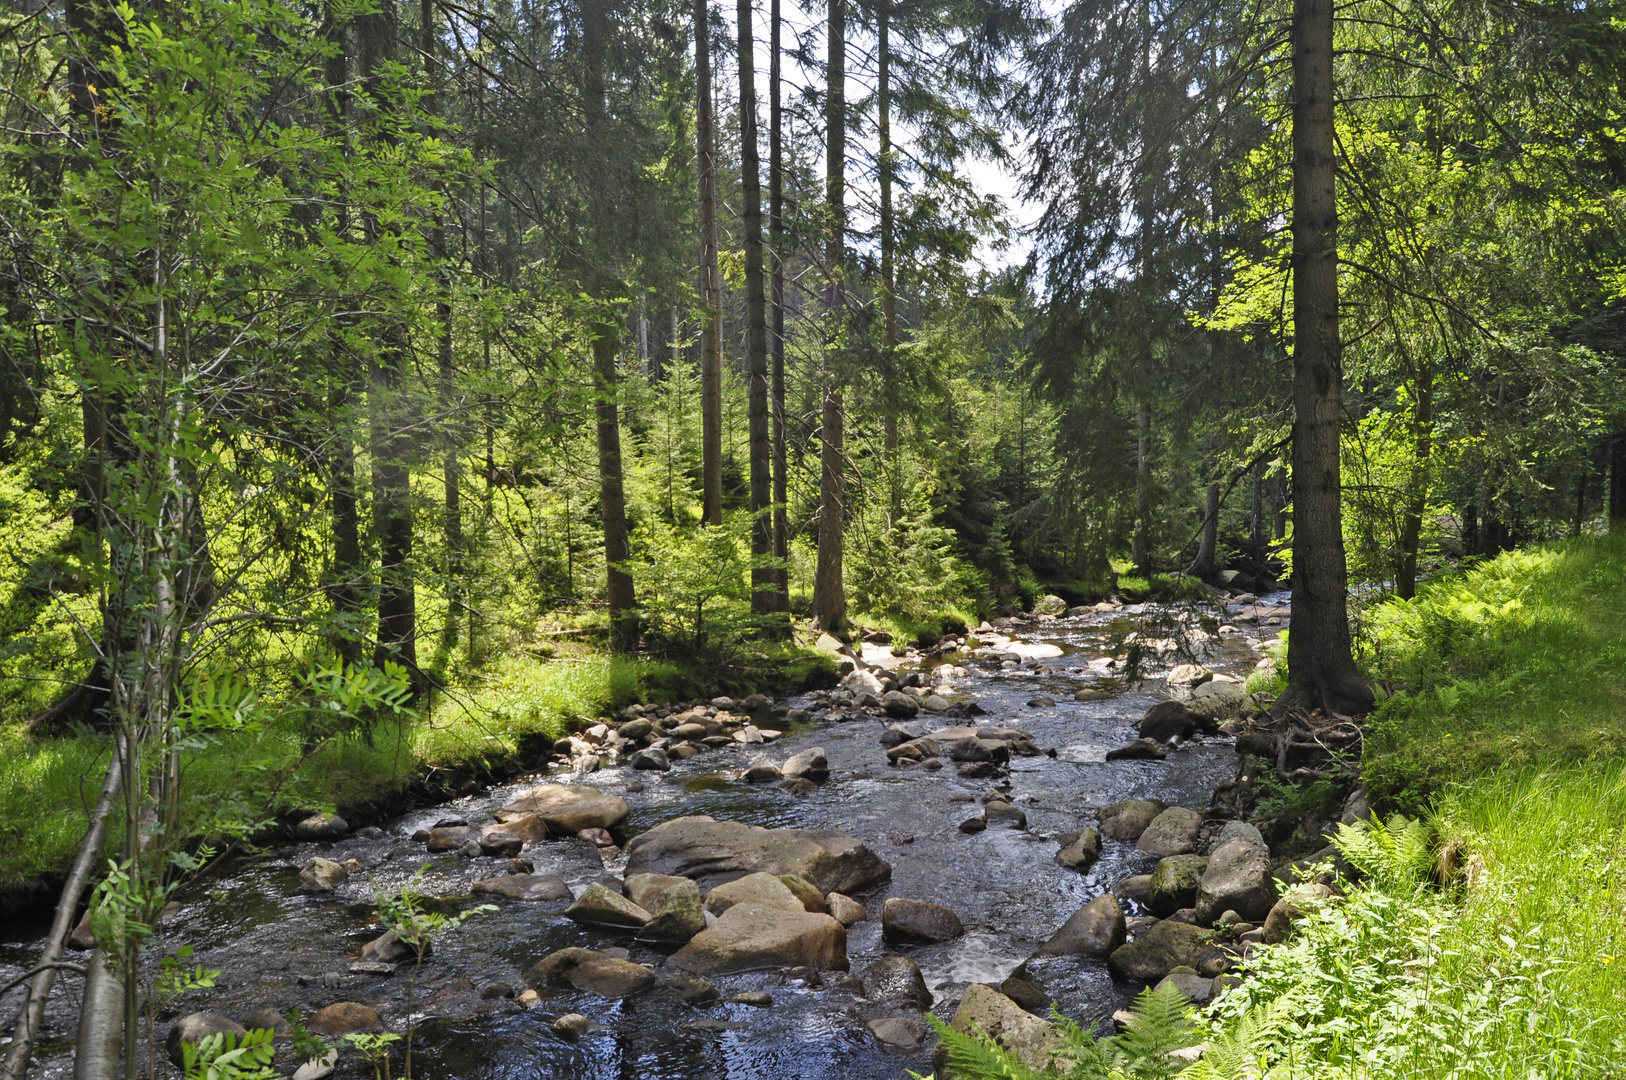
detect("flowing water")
[2,598,1286,1079]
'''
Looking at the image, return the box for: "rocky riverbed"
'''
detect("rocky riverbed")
[2,592,1316,1079]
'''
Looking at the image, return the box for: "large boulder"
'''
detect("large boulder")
[637,878,707,943]
[305,1003,383,1037]
[668,903,848,975]
[1147,855,1209,917]
[1136,807,1203,857]
[1106,739,1167,761]
[1055,828,1102,872]
[881,691,919,719]
[496,784,630,835]
[622,817,892,895]
[1261,882,1336,943]
[426,825,479,852]
[780,747,830,782]
[624,872,692,912]
[525,948,655,1000]
[359,930,417,964]
[1136,701,1196,744]
[292,814,349,842]
[1106,920,1210,982]
[1194,823,1274,923]
[166,1013,247,1068]
[1187,677,1246,718]
[1034,894,1124,958]
[946,985,1061,1072]
[471,873,572,902]
[1098,800,1165,841]
[704,871,805,915]
[827,892,867,926]
[1031,594,1068,616]
[858,956,933,1009]
[881,898,964,945]
[564,882,652,930]
[297,857,348,893]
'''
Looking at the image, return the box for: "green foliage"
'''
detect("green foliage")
[181,1029,278,1080]
[1330,814,1432,892]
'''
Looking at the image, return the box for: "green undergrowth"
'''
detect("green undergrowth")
[1362,533,1626,810]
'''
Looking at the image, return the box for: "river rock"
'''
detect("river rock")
[999,974,1052,1014]
[426,825,478,852]
[526,947,656,999]
[985,802,1027,829]
[292,814,349,842]
[1188,676,1246,717]
[305,1002,383,1036]
[668,903,848,975]
[780,874,828,912]
[666,973,720,1005]
[843,668,885,696]
[705,871,805,915]
[1115,874,1154,906]
[869,1016,928,1051]
[1031,594,1068,616]
[617,717,654,741]
[625,872,691,911]
[886,737,940,763]
[1194,825,1274,922]
[1098,800,1166,841]
[881,691,919,718]
[1136,701,1197,743]
[1136,807,1203,857]
[622,816,892,894]
[1261,882,1336,943]
[1106,739,1167,761]
[1055,827,1102,871]
[1165,664,1212,687]
[166,1013,248,1068]
[552,1013,592,1040]
[1035,893,1124,958]
[1106,920,1210,982]
[1027,695,1056,708]
[1147,854,1209,916]
[637,877,706,942]
[1156,971,1214,1005]
[359,930,419,964]
[628,747,670,771]
[858,955,933,1009]
[564,882,653,929]
[472,873,572,902]
[743,764,782,783]
[947,984,1061,1072]
[478,828,525,857]
[298,857,348,893]
[498,784,631,837]
[780,777,820,797]
[921,694,953,712]
[827,892,866,925]
[781,747,830,782]
[882,897,964,945]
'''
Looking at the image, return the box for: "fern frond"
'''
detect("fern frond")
[1183,989,1306,1080]
[1332,813,1432,890]
[926,1014,1047,1080]
[1105,982,1200,1079]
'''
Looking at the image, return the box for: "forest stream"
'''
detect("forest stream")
[4,597,1284,1080]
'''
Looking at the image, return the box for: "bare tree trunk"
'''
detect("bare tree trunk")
[1185,481,1218,579]
[1395,363,1433,599]
[768,0,789,612]
[878,4,900,526]
[1573,472,1587,538]
[1281,0,1371,715]
[696,0,724,526]
[1132,403,1150,572]
[1251,466,1264,568]
[739,0,774,617]
[594,326,638,652]
[1610,433,1625,529]
[1274,467,1289,540]
[812,0,847,632]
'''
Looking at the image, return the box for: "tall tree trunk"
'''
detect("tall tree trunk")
[768,0,789,611]
[358,2,418,686]
[696,0,724,525]
[812,0,847,631]
[1251,465,1264,568]
[739,0,773,616]
[1573,472,1587,538]
[1282,0,1371,715]
[1610,432,1626,528]
[1132,403,1150,572]
[1395,363,1433,599]
[1186,481,1218,579]
[1274,467,1289,539]
[878,3,900,526]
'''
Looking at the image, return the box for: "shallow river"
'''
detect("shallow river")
[2,598,1281,1079]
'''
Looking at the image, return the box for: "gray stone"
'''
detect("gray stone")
[731,990,775,1006]
[881,691,919,719]
[1035,893,1124,958]
[668,903,848,975]
[1155,971,1214,1004]
[426,825,479,852]
[1106,920,1211,982]
[780,747,830,781]
[552,1013,592,1040]
[1147,854,1209,917]
[1136,807,1203,857]
[827,892,866,926]
[637,877,706,943]
[666,974,719,1005]
[869,1016,928,1051]
[617,718,654,741]
[628,747,670,771]
[705,871,805,915]
[625,872,692,911]
[1136,701,1196,743]
[472,873,572,902]
[985,802,1027,829]
[946,985,1061,1072]
[166,1013,247,1068]
[1194,830,1274,923]
[1106,738,1167,761]
[1188,677,1246,717]
[292,814,349,842]
[743,764,782,783]
[1114,873,1154,906]
[526,948,656,999]
[478,829,525,857]
[297,857,348,893]
[359,930,419,964]
[305,1003,383,1036]
[858,955,933,1009]
[1031,594,1068,616]
[1055,828,1101,872]
[1261,883,1335,943]
[1098,800,1165,841]
[564,882,653,929]
[623,816,892,895]
[881,897,964,945]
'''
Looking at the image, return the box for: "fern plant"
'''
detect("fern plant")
[1331,813,1433,891]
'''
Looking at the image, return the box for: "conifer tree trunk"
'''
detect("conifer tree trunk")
[878,3,900,525]
[1608,434,1625,528]
[1251,466,1264,567]
[768,0,790,611]
[1395,363,1433,599]
[812,0,847,631]
[1133,404,1150,572]
[739,0,774,615]
[1282,0,1371,714]
[696,0,724,525]
[1186,481,1218,579]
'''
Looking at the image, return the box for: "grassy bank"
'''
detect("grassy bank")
[0,646,832,909]
[946,533,1626,1078]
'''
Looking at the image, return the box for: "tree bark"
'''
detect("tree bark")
[696,0,724,526]
[1132,404,1150,572]
[1395,363,1433,599]
[878,3,900,525]
[739,0,773,617]
[1251,466,1264,568]
[812,0,847,631]
[1281,0,1371,715]
[1610,432,1626,528]
[768,0,789,611]
[1185,481,1218,579]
